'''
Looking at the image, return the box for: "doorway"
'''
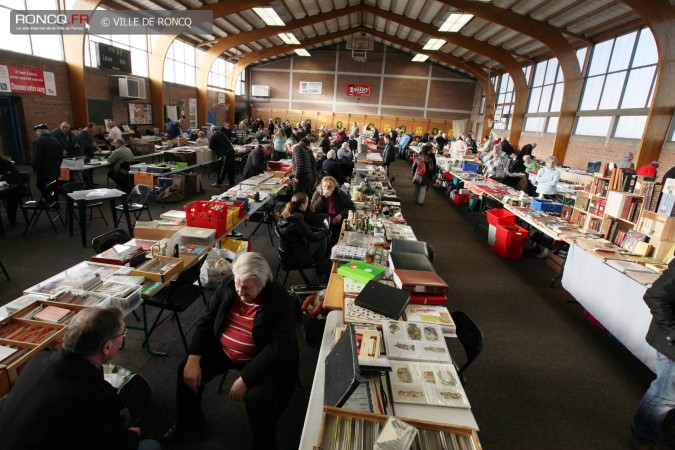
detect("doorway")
[0,96,24,164]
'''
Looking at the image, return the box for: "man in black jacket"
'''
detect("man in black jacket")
[382,134,396,174]
[163,253,299,450]
[209,125,235,187]
[631,260,675,449]
[78,122,99,186]
[242,144,271,180]
[0,307,158,450]
[51,121,79,157]
[0,157,26,225]
[31,123,63,199]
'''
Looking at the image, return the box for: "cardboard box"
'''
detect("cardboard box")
[133,221,184,240]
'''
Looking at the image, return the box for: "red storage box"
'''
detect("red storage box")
[493,224,528,259]
[486,208,516,227]
[452,192,470,205]
[444,172,454,181]
[184,201,230,238]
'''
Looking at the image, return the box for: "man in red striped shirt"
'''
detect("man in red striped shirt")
[163,253,299,450]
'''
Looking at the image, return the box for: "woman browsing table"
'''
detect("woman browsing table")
[310,176,355,246]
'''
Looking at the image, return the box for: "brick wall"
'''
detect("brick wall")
[0,50,71,162]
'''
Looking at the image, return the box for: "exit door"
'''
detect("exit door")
[0,96,24,164]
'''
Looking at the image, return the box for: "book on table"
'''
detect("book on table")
[337,261,386,284]
[390,239,429,258]
[383,320,451,363]
[33,305,73,323]
[408,293,448,306]
[392,269,449,295]
[354,280,411,320]
[403,305,456,336]
[389,361,470,409]
[388,251,435,273]
[343,297,389,328]
[324,324,360,408]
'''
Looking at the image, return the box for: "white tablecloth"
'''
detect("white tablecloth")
[562,244,657,372]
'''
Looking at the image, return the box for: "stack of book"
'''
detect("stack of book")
[403,304,455,336]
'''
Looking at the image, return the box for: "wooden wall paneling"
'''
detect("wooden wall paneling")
[286,111,302,127]
[396,117,414,134]
[348,115,367,130]
[364,115,382,131]
[380,116,397,133]
[428,120,446,136]
[303,111,319,131]
[334,114,350,130]
[317,113,334,130]
[413,118,431,136]
[621,0,675,169]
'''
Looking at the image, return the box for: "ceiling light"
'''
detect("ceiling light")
[294,49,311,57]
[412,54,429,62]
[278,33,300,45]
[423,38,446,51]
[439,13,474,32]
[253,7,285,26]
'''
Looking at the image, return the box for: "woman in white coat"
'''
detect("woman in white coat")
[535,155,561,198]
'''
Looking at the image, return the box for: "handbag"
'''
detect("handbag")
[412,161,426,184]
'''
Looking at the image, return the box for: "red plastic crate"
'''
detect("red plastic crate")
[452,193,470,205]
[184,201,229,238]
[486,208,516,227]
[493,224,528,259]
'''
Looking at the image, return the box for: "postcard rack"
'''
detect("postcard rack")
[316,406,482,450]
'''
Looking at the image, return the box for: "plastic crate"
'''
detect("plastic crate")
[486,208,516,227]
[532,198,563,212]
[461,162,478,172]
[493,224,528,259]
[452,192,470,205]
[217,199,246,218]
[184,201,230,238]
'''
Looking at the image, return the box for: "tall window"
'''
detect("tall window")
[208,57,234,91]
[164,40,200,87]
[0,0,64,61]
[575,28,658,139]
[524,58,564,133]
[493,73,514,131]
[236,71,246,96]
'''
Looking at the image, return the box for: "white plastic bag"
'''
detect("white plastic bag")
[199,248,233,288]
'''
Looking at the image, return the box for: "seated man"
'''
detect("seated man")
[242,144,272,180]
[107,138,135,192]
[0,307,158,450]
[163,252,299,450]
[0,158,26,225]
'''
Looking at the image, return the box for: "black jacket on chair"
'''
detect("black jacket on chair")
[277,212,328,267]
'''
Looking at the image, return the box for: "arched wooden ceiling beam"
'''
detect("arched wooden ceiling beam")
[620,0,675,169]
[437,0,582,163]
[361,5,528,146]
[63,0,101,128]
[148,0,269,130]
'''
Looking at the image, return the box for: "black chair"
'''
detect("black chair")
[19,173,33,201]
[274,224,319,287]
[92,228,132,253]
[114,184,153,227]
[20,180,65,236]
[109,161,132,193]
[450,311,484,386]
[62,181,108,227]
[144,254,209,353]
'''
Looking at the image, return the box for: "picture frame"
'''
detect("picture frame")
[128,102,153,125]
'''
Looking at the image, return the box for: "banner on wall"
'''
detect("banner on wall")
[0,65,56,96]
[299,81,322,95]
[346,83,370,97]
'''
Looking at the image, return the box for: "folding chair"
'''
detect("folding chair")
[114,184,153,227]
[20,180,65,236]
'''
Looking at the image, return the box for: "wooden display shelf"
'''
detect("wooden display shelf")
[636,210,675,241]
[317,406,482,450]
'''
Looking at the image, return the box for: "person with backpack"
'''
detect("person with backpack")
[411,147,435,205]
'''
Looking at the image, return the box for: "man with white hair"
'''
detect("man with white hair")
[337,141,353,162]
[163,253,299,450]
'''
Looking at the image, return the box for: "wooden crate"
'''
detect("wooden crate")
[316,406,481,450]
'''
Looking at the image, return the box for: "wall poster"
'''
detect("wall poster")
[128,102,153,125]
[0,65,56,96]
[347,83,370,97]
[299,81,322,95]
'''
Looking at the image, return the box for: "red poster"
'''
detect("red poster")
[0,65,57,96]
[347,83,370,97]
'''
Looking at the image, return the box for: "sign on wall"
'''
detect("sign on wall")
[0,65,56,96]
[128,102,152,125]
[347,83,370,97]
[299,81,322,95]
